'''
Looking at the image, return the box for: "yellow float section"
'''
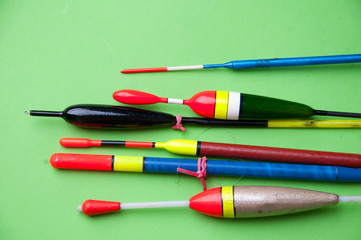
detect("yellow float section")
[214,91,229,119]
[113,156,144,172]
[155,139,198,155]
[221,186,235,218]
[268,120,361,128]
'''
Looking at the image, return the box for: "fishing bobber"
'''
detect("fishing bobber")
[78,186,361,218]
[59,138,361,168]
[27,104,361,129]
[120,53,361,73]
[50,153,361,182]
[113,90,361,120]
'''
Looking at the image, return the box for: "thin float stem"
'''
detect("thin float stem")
[121,200,190,209]
[314,110,361,118]
[77,200,189,212]
[339,196,361,202]
[28,110,63,117]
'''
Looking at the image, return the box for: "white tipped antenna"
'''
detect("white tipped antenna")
[77,205,83,212]
[339,196,361,202]
[120,200,189,210]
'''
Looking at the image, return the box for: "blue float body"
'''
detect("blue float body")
[143,157,361,182]
[203,54,361,69]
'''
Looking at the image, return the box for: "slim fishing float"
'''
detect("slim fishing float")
[113,90,361,120]
[27,105,361,129]
[60,138,361,167]
[78,186,361,218]
[120,53,361,73]
[50,153,361,182]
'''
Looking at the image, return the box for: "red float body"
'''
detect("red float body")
[184,91,216,118]
[189,187,223,217]
[82,200,121,216]
[113,90,168,105]
[113,90,217,118]
[50,153,112,171]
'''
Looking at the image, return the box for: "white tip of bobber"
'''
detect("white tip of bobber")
[167,65,203,71]
[24,111,29,115]
[339,196,361,202]
[77,205,83,212]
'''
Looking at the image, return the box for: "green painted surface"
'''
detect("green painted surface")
[241,94,314,118]
[1,0,361,239]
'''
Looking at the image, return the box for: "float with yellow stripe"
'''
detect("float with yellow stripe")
[113,89,361,119]
[50,153,361,182]
[77,185,361,218]
[60,138,361,168]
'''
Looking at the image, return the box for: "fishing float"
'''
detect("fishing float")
[113,90,361,120]
[120,53,361,73]
[78,186,361,218]
[50,153,361,182]
[27,105,361,129]
[60,138,361,167]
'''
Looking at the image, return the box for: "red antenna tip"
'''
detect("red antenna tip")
[113,89,167,104]
[121,67,168,73]
[81,200,121,216]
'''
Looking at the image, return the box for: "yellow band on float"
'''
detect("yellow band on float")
[221,186,235,218]
[155,139,198,156]
[113,156,144,172]
[214,91,229,120]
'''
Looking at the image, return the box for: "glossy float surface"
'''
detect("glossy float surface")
[1,1,361,240]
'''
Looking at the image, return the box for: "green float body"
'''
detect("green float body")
[241,94,314,119]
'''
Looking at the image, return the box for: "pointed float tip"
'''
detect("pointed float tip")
[77,205,83,212]
[120,67,168,74]
[24,111,30,115]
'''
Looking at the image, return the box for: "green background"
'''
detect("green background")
[1,0,361,239]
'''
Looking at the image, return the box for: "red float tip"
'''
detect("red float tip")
[121,67,168,73]
[49,153,113,171]
[59,138,101,147]
[113,89,168,104]
[50,153,58,168]
[80,200,121,216]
